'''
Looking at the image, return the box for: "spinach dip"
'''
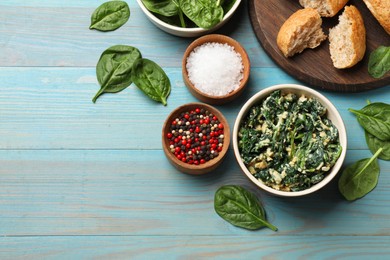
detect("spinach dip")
[238,90,342,192]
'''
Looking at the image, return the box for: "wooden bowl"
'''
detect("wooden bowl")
[182,34,250,105]
[162,102,231,175]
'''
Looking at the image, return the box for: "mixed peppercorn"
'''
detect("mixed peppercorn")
[166,108,225,165]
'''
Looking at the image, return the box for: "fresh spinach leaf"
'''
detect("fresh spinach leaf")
[349,102,390,141]
[368,46,390,79]
[140,0,236,29]
[221,0,236,13]
[131,58,171,106]
[338,148,382,201]
[93,45,142,103]
[141,0,179,17]
[214,185,278,231]
[180,0,224,29]
[90,1,130,31]
[365,131,390,161]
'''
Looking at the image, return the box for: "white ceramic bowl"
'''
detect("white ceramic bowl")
[233,84,347,197]
[136,0,242,37]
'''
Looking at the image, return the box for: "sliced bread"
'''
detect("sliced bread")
[299,0,349,17]
[362,0,390,35]
[328,5,366,69]
[277,8,327,58]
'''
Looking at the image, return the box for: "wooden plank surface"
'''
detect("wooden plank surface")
[2,236,390,259]
[1,149,389,236]
[0,0,389,258]
[1,67,388,150]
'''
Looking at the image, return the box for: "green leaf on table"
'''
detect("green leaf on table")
[349,102,390,141]
[338,148,382,201]
[368,46,390,79]
[93,45,142,103]
[214,185,278,231]
[180,0,224,29]
[365,131,390,161]
[90,1,130,31]
[141,0,179,17]
[131,58,171,106]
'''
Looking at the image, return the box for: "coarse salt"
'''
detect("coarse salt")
[186,42,244,97]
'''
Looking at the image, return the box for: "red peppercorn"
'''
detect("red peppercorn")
[167,108,223,165]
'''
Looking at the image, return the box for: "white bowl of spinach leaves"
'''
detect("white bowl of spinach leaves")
[136,0,242,37]
[233,84,347,197]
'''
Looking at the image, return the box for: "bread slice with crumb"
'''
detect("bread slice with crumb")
[299,0,349,17]
[362,0,390,35]
[328,5,366,69]
[277,8,327,58]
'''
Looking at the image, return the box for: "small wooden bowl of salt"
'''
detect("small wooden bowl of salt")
[182,34,250,105]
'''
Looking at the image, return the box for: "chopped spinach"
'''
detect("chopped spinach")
[238,90,342,192]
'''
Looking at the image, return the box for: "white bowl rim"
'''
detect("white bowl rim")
[232,84,347,197]
[136,0,242,33]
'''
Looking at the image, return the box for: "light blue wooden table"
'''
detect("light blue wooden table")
[1,0,390,259]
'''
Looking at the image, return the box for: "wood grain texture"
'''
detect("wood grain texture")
[0,0,389,258]
[0,1,273,68]
[1,236,390,259]
[249,0,390,92]
[0,67,389,149]
[0,150,389,236]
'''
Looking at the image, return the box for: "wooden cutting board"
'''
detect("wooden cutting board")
[248,0,390,92]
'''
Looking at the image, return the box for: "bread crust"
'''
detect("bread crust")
[326,0,350,16]
[299,0,349,17]
[362,0,390,35]
[277,8,326,57]
[329,5,366,69]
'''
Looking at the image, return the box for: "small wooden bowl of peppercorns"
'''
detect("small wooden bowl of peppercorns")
[162,102,231,175]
